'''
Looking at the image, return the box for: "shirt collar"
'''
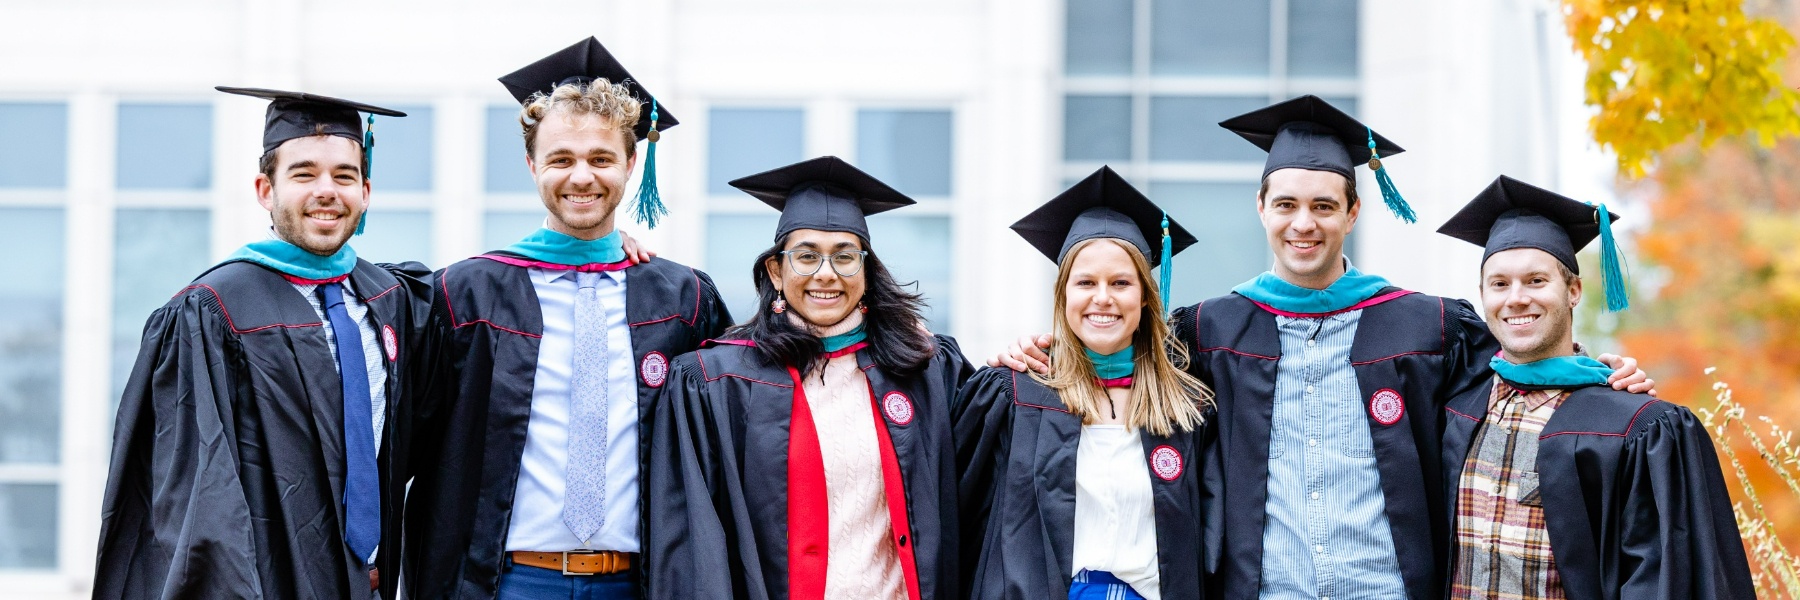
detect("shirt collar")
[531,266,626,285]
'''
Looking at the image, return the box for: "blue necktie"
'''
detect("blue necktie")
[321,283,380,561]
[565,271,610,543]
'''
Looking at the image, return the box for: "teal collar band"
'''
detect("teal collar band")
[225,239,357,281]
[1232,265,1391,315]
[1490,354,1612,388]
[504,228,626,267]
[1084,345,1135,380]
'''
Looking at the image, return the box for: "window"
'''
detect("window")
[856,110,953,197]
[116,103,212,190]
[1064,0,1133,75]
[1148,182,1267,300]
[1062,0,1361,301]
[372,105,433,192]
[0,103,67,188]
[1062,95,1132,162]
[483,211,544,253]
[0,207,64,569]
[707,108,804,194]
[1153,0,1272,76]
[485,105,534,193]
[112,209,212,402]
[704,213,777,320]
[351,209,433,264]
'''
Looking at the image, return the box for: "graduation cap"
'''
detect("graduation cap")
[1010,166,1198,308]
[1219,95,1416,223]
[728,156,915,243]
[499,37,679,228]
[217,86,406,235]
[1437,175,1630,311]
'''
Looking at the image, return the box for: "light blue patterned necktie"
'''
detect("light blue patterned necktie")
[564,271,609,543]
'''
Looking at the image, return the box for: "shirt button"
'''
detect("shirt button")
[1310,491,1320,500]
[1314,544,1324,554]
[1308,438,1318,447]
[1306,385,1315,394]
[1307,339,1317,347]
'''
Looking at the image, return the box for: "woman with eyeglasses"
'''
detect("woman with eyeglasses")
[954,168,1214,600]
[645,157,974,600]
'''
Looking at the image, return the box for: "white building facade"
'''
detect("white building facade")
[0,0,1604,596]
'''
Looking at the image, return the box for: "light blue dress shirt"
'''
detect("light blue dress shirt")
[504,267,641,552]
[1258,311,1407,600]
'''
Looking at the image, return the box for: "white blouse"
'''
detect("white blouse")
[1071,424,1161,600]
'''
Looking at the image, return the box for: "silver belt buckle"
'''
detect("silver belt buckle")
[561,550,597,576]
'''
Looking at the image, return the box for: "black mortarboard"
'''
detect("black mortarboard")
[1437,175,1630,311]
[728,156,915,243]
[215,87,405,155]
[499,36,679,228]
[1009,166,1196,268]
[497,36,677,140]
[1219,94,1417,222]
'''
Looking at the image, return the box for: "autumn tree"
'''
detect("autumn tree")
[1563,0,1800,595]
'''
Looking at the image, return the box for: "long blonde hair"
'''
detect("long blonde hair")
[1035,238,1211,436]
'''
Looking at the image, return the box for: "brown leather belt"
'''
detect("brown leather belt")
[510,550,634,575]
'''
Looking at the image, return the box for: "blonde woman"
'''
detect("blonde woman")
[954,167,1213,600]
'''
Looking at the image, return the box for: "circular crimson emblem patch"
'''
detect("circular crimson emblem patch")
[1150,445,1183,481]
[381,325,398,362]
[640,352,668,388]
[882,391,914,425]
[1370,388,1405,426]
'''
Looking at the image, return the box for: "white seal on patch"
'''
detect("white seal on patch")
[381,325,398,362]
[640,351,668,388]
[1150,445,1183,481]
[1369,388,1405,426]
[882,391,914,425]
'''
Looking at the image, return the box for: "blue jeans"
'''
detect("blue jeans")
[497,563,637,600]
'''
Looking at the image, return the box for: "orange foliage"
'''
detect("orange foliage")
[1616,138,1800,563]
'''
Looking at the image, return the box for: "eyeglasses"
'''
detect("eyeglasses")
[780,249,868,277]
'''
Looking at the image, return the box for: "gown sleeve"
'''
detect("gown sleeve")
[694,269,735,340]
[1438,298,1499,405]
[405,269,457,482]
[645,356,747,600]
[934,334,977,403]
[95,295,265,599]
[950,367,1017,595]
[1614,405,1755,600]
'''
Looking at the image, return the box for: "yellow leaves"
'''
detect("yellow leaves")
[1562,0,1800,177]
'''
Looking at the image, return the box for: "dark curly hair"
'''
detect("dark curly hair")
[726,234,936,379]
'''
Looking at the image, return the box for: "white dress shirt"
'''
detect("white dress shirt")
[505,267,641,552]
[1072,424,1161,600]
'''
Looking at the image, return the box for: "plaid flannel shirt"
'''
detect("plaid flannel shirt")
[1450,379,1569,600]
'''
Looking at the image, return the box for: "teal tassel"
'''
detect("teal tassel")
[631,101,668,229]
[1366,127,1415,224]
[357,114,373,236]
[1596,203,1630,311]
[1159,213,1173,316]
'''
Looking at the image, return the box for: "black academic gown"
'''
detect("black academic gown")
[1442,381,1754,600]
[403,252,732,600]
[1171,289,1497,600]
[952,367,1211,600]
[644,334,973,600]
[96,258,432,600]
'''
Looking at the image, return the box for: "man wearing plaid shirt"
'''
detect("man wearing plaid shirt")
[1437,176,1751,599]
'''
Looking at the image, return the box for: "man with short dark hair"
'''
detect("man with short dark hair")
[1436,176,1751,599]
[403,38,730,600]
[97,87,428,600]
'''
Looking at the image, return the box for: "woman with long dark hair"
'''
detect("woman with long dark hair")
[955,167,1214,600]
[645,157,973,600]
